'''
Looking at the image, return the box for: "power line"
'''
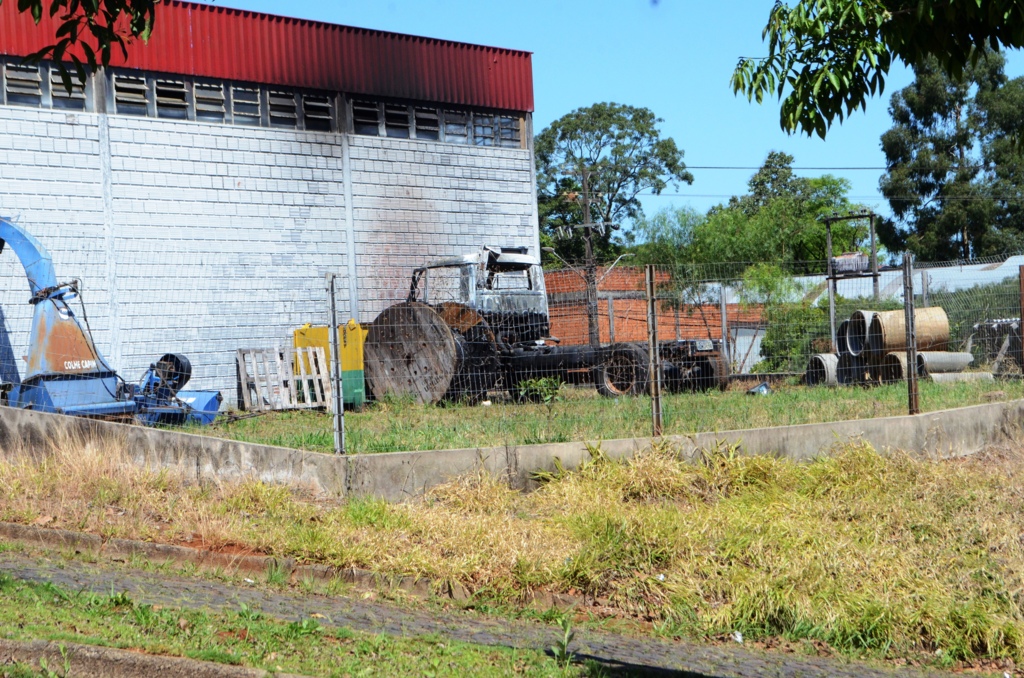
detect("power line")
[686,166,888,170]
[643,193,1024,201]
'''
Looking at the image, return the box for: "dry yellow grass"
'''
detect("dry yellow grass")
[3,431,1024,667]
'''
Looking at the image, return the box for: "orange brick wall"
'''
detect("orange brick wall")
[549,301,762,345]
[545,268,763,345]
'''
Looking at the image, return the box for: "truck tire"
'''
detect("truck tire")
[690,355,728,392]
[595,344,649,397]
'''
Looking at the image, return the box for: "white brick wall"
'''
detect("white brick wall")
[0,106,538,407]
[350,136,537,316]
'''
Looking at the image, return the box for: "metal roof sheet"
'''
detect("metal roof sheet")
[0,0,534,112]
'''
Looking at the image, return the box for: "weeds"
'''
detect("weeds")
[199,378,1024,454]
[550,616,576,669]
[0,575,581,676]
[6,431,1024,666]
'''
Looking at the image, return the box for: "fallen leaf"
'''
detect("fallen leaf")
[32,515,53,526]
[310,613,326,619]
[177,618,190,631]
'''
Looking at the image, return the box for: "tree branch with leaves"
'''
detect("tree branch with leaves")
[4,0,159,90]
[733,0,1024,138]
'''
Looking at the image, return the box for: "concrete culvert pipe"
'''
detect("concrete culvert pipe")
[846,310,876,357]
[867,307,949,357]
[806,353,839,387]
[880,352,907,384]
[837,319,851,356]
[837,353,867,385]
[929,371,994,384]
[916,351,974,376]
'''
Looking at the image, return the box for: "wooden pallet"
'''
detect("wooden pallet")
[236,346,333,412]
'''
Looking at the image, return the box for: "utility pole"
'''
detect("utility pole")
[550,164,615,350]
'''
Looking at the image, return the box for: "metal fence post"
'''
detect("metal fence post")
[326,273,346,454]
[645,265,663,437]
[902,254,920,415]
[719,283,730,368]
[1018,265,1024,319]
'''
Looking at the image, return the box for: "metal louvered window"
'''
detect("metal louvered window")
[5,63,43,106]
[2,59,525,144]
[498,115,521,148]
[384,104,410,138]
[269,91,298,128]
[352,100,380,135]
[414,107,439,141]
[194,82,225,122]
[473,113,497,146]
[155,78,188,119]
[231,86,261,126]
[114,74,149,115]
[49,67,86,110]
[443,110,469,144]
[303,94,332,132]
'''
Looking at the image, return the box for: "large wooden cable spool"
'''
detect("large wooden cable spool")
[364,302,458,404]
[436,302,501,403]
[364,301,500,405]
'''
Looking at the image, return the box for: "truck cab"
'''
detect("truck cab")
[408,246,551,346]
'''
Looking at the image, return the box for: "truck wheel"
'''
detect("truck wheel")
[595,344,649,397]
[690,355,728,392]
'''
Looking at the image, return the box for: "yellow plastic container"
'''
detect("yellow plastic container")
[293,320,366,407]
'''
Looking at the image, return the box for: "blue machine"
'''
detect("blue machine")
[0,217,221,425]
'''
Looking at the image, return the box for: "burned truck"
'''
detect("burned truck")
[362,246,727,404]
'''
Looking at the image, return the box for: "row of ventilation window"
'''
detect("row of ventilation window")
[111,73,335,131]
[350,100,521,147]
[1,60,522,147]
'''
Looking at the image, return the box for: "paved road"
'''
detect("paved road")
[0,552,959,677]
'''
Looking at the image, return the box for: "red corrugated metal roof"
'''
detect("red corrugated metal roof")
[0,1,534,111]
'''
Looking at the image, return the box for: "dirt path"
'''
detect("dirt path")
[0,551,959,678]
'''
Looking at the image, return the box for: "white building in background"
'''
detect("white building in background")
[0,1,539,405]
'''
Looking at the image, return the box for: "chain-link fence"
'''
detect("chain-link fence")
[1,218,1020,455]
[643,254,1024,435]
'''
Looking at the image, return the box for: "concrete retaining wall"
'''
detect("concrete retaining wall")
[1,399,1022,501]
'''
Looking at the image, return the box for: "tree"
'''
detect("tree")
[635,152,864,270]
[535,102,693,264]
[878,52,1011,260]
[629,205,702,267]
[696,152,864,270]
[732,1,1024,138]
[3,0,157,89]
[978,76,1024,250]
[729,150,805,215]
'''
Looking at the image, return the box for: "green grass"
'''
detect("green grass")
[5,433,1024,670]
[201,378,1024,454]
[0,574,596,677]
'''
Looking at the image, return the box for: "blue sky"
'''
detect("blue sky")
[198,0,1024,221]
